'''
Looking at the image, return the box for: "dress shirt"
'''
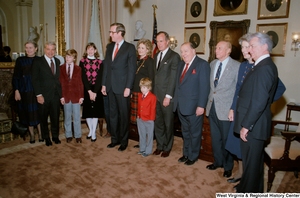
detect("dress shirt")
[254,54,270,66]
[112,39,124,59]
[214,56,229,81]
[44,55,56,74]
[66,63,74,79]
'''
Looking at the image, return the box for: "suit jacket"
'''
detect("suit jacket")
[154,48,181,102]
[137,92,156,121]
[173,56,210,115]
[59,64,84,103]
[234,57,278,140]
[102,41,137,94]
[31,56,62,101]
[206,57,240,120]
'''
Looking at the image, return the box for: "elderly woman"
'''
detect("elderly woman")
[12,41,42,143]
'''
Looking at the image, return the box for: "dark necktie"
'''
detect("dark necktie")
[50,59,55,74]
[142,94,145,100]
[67,64,71,81]
[113,43,119,59]
[180,63,189,83]
[214,62,222,87]
[157,52,163,71]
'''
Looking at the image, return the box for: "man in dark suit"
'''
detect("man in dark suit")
[31,41,62,146]
[205,41,240,178]
[101,23,137,152]
[234,32,278,193]
[173,42,210,165]
[153,31,181,158]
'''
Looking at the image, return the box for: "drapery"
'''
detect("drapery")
[98,0,117,55]
[65,0,92,63]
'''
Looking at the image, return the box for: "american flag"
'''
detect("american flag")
[152,11,158,58]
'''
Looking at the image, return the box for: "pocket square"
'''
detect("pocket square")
[192,69,196,74]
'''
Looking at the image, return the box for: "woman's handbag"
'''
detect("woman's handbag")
[11,121,28,137]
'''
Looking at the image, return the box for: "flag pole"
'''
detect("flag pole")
[152,5,158,58]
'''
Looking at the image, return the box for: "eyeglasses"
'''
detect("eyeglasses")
[109,31,118,34]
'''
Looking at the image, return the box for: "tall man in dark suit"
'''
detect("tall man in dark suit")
[101,23,137,152]
[31,41,62,146]
[234,32,278,193]
[153,31,181,158]
[173,42,210,165]
[206,41,240,177]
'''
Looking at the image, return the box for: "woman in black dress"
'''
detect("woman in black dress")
[130,39,155,124]
[79,43,105,142]
[12,41,42,143]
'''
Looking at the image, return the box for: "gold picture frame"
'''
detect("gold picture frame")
[208,19,250,62]
[185,0,207,23]
[184,27,206,54]
[258,0,290,19]
[257,23,288,56]
[213,0,248,16]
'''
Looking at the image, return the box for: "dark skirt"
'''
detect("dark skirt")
[225,121,242,159]
[17,91,40,126]
[130,92,138,124]
[82,85,105,119]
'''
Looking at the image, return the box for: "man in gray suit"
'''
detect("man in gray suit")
[206,41,240,177]
[153,31,180,157]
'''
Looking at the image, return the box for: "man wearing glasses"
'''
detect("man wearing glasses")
[102,23,137,152]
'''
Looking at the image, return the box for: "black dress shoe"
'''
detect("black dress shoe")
[178,156,188,163]
[86,135,91,139]
[91,138,97,142]
[227,177,241,183]
[223,170,232,178]
[29,140,35,144]
[45,138,52,146]
[206,164,221,170]
[107,142,120,148]
[118,145,127,152]
[233,184,239,191]
[52,137,61,144]
[184,159,198,166]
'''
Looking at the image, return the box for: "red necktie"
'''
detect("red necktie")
[113,43,119,59]
[180,63,189,83]
[50,59,55,74]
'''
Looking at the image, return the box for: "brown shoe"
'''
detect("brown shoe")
[103,132,111,138]
[153,149,162,155]
[76,138,82,143]
[66,137,72,143]
[161,151,170,158]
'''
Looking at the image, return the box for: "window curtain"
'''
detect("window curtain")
[88,0,103,60]
[98,0,117,55]
[65,0,92,64]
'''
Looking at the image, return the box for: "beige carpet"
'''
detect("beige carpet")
[0,125,299,198]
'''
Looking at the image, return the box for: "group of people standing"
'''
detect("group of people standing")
[12,21,284,193]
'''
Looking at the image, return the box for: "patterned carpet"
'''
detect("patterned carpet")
[0,124,299,198]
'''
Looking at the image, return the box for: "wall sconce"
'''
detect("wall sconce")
[169,36,177,50]
[291,32,300,56]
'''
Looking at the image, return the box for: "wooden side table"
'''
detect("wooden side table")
[285,102,300,130]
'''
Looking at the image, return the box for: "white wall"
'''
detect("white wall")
[117,0,300,124]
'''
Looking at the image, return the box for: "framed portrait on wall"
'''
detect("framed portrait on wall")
[185,0,207,23]
[184,27,206,54]
[208,19,250,62]
[257,23,288,56]
[258,0,290,19]
[213,0,248,16]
